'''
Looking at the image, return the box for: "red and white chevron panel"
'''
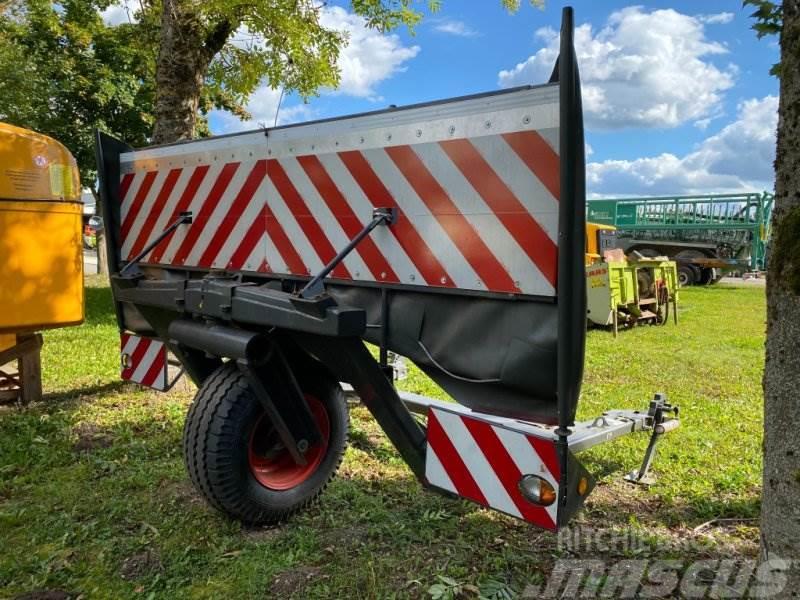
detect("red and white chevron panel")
[120,333,167,391]
[118,86,560,296]
[425,405,561,530]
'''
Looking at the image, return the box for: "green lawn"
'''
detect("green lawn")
[0,278,765,599]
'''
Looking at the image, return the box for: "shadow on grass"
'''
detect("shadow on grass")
[585,479,761,530]
[347,427,400,463]
[42,379,131,404]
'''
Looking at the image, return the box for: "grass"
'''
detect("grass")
[0,276,766,599]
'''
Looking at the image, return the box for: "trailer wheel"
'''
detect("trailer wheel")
[678,265,697,287]
[698,268,715,285]
[183,362,348,524]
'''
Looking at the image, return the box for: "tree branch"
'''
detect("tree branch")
[203,19,235,62]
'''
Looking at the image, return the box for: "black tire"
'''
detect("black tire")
[637,269,654,297]
[698,268,715,285]
[183,362,348,524]
[635,248,660,258]
[678,265,697,287]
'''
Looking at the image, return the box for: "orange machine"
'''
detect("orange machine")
[0,122,84,402]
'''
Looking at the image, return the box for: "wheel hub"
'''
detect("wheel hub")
[247,394,330,490]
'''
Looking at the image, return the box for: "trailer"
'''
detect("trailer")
[584,223,679,336]
[95,8,678,531]
[587,192,773,285]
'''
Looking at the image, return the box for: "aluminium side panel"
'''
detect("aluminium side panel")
[116,85,560,298]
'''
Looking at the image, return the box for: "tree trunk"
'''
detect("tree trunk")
[151,0,207,144]
[151,0,233,145]
[760,0,800,594]
[90,187,106,276]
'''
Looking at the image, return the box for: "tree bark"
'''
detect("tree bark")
[151,0,232,144]
[90,186,106,276]
[761,0,800,594]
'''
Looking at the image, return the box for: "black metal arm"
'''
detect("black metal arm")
[299,207,397,299]
[119,211,193,275]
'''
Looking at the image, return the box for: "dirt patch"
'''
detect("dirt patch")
[582,482,665,524]
[241,524,285,543]
[72,423,114,452]
[14,592,73,600]
[348,428,387,453]
[269,566,322,598]
[319,524,369,551]
[165,479,205,506]
[119,549,163,580]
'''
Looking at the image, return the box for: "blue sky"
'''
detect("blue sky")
[203,2,780,197]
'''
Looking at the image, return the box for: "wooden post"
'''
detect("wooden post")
[0,333,43,404]
[18,334,43,403]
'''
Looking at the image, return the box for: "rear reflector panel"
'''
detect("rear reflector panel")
[120,333,167,391]
[425,405,561,531]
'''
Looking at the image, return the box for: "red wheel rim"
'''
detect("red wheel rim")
[247,394,330,490]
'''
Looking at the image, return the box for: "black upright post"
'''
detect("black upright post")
[555,6,587,509]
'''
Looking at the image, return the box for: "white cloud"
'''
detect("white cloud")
[320,6,420,99]
[698,12,735,25]
[100,1,136,26]
[212,6,420,133]
[587,96,777,196]
[498,6,736,130]
[212,6,419,134]
[694,117,712,130]
[433,19,480,37]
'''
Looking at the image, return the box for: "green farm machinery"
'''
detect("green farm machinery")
[587,192,773,285]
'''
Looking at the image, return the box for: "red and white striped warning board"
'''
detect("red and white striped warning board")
[425,405,561,530]
[118,86,560,297]
[120,333,168,391]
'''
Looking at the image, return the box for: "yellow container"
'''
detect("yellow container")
[0,122,84,334]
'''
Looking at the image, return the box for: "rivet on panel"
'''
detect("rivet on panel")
[416,129,422,137]
[380,272,386,279]
[360,137,365,144]
[523,115,531,124]
[514,280,521,289]
[386,133,392,141]
[485,120,492,129]
[448,126,456,135]
[409,274,416,281]
[440,276,447,284]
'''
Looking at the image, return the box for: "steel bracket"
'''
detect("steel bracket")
[237,349,321,467]
[624,393,680,485]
